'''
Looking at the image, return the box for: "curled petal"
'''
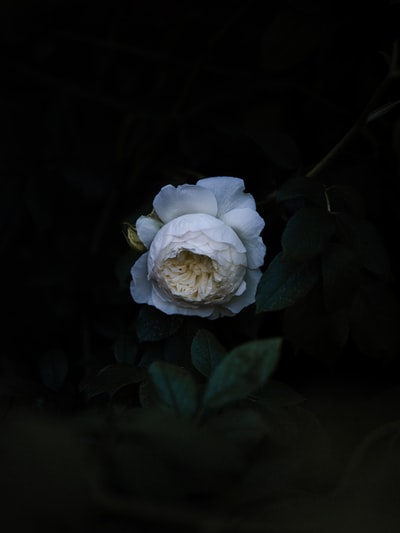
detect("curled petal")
[196,176,256,216]
[153,184,218,223]
[243,236,267,269]
[136,215,163,248]
[130,253,152,303]
[222,268,262,314]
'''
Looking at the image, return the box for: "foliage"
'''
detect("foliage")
[256,177,400,362]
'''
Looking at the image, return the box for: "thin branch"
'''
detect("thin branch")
[306,40,400,179]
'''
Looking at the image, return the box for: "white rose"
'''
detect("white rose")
[130,176,266,319]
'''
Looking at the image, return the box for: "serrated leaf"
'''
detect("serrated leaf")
[84,364,146,399]
[321,242,360,311]
[202,338,282,409]
[191,329,226,377]
[113,334,138,365]
[256,252,319,312]
[39,349,68,392]
[335,213,391,277]
[136,305,184,342]
[282,207,336,261]
[148,361,198,417]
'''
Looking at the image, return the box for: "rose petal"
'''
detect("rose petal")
[153,184,218,223]
[196,176,256,216]
[222,268,262,314]
[221,208,265,240]
[151,286,214,317]
[136,215,163,248]
[130,253,153,303]
[243,236,267,269]
[148,213,247,269]
[221,209,266,268]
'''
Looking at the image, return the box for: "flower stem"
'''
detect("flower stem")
[306,40,400,179]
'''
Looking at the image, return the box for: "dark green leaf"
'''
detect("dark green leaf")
[84,364,146,399]
[136,306,184,342]
[325,184,365,216]
[191,329,226,377]
[256,252,319,312]
[148,360,198,417]
[335,213,391,277]
[39,349,68,392]
[202,338,282,409]
[113,334,138,365]
[282,208,336,261]
[321,242,360,311]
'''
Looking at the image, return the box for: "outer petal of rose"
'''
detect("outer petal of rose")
[222,208,265,240]
[243,237,266,269]
[222,268,262,314]
[130,253,153,303]
[153,184,218,223]
[221,208,266,268]
[136,215,163,248]
[150,285,215,318]
[196,176,256,216]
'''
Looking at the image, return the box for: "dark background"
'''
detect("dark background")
[1,1,400,530]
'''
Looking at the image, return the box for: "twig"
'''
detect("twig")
[306,40,400,179]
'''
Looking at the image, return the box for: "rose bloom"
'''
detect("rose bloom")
[130,176,266,319]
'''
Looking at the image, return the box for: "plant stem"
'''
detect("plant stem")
[306,40,400,179]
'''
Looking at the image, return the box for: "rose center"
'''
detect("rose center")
[157,249,244,303]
